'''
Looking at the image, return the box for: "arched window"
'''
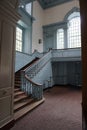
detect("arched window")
[57,10,81,49]
[67,12,81,48]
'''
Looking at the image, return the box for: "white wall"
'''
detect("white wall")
[44,0,80,25]
[32,1,44,53]
[32,0,80,52]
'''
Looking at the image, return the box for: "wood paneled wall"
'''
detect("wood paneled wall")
[80,0,87,127]
[0,1,20,128]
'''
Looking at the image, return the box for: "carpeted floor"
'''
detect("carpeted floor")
[11,86,82,130]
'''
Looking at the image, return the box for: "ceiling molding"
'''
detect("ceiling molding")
[20,0,35,4]
[38,0,73,9]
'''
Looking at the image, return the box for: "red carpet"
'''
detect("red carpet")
[11,86,82,130]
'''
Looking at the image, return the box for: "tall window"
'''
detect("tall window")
[16,27,23,52]
[57,28,64,49]
[25,3,32,15]
[20,2,32,15]
[56,11,81,49]
[68,12,81,48]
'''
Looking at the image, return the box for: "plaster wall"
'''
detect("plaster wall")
[32,0,80,52]
[44,0,80,25]
[32,1,44,52]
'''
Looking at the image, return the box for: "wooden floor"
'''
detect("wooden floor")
[14,97,45,120]
[11,86,82,130]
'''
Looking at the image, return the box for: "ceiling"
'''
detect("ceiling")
[21,0,73,9]
[38,0,73,9]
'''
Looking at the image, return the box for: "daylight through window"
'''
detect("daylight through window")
[68,16,81,48]
[16,27,23,52]
[57,29,64,49]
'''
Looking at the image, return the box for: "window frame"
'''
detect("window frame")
[56,10,81,49]
[57,28,64,49]
[16,25,24,52]
[67,14,81,48]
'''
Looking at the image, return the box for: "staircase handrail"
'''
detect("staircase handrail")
[24,50,51,74]
[21,71,43,100]
[25,74,42,86]
[21,51,51,100]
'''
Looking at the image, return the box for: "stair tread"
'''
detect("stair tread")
[14,97,45,120]
[14,88,21,92]
[14,91,25,96]
[15,79,21,82]
[14,94,28,103]
[15,84,21,87]
[14,98,34,111]
[15,81,21,83]
[15,83,21,86]
[15,75,21,79]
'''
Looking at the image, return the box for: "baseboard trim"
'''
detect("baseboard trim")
[53,84,82,88]
[0,120,15,130]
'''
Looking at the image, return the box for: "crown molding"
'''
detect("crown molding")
[0,1,21,23]
[38,0,73,9]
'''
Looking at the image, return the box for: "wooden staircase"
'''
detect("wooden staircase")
[14,58,45,120]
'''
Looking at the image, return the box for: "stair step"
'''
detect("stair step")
[14,98,34,111]
[14,95,28,103]
[15,83,21,86]
[14,97,45,120]
[15,77,21,80]
[14,91,25,97]
[14,88,21,92]
[15,79,21,83]
[15,73,21,75]
[15,84,21,87]
[15,80,21,83]
[15,75,21,78]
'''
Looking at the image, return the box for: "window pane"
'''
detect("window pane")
[57,29,64,49]
[16,27,23,52]
[25,3,32,15]
[68,17,81,48]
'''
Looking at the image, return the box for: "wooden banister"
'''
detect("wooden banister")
[20,50,52,100]
[25,74,42,86]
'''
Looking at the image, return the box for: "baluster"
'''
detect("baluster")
[36,85,43,100]
[21,70,26,91]
[32,85,35,99]
[29,83,32,95]
[26,80,28,94]
[32,85,38,100]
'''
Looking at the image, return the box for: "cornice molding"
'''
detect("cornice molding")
[3,0,19,9]
[0,1,21,23]
[43,21,67,30]
[43,21,67,38]
[18,7,35,21]
[38,0,73,9]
